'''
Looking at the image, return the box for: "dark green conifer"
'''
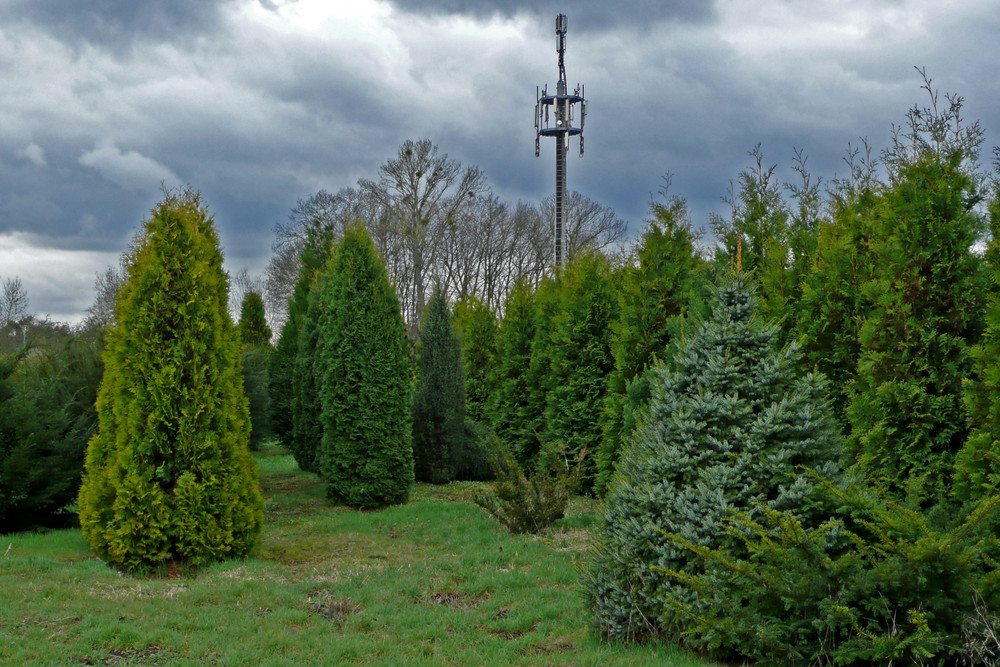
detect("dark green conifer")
[78,189,263,571]
[412,285,466,484]
[489,278,538,465]
[957,196,1000,501]
[538,251,618,491]
[315,225,413,508]
[269,228,334,467]
[584,271,841,641]
[846,150,983,498]
[238,292,271,345]
[452,295,498,425]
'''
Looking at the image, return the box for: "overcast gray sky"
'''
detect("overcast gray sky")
[2,0,998,322]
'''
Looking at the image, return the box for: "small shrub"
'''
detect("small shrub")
[474,437,578,534]
[660,476,1000,666]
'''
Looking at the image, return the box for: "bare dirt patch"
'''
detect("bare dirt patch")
[426,590,489,610]
[306,590,364,625]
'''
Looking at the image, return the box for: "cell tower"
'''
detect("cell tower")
[535,13,586,268]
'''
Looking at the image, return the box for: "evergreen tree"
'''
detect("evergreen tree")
[238,291,272,449]
[795,182,880,425]
[959,193,1000,501]
[710,145,796,333]
[316,225,413,508]
[538,251,618,491]
[239,291,271,345]
[412,285,466,484]
[289,279,327,473]
[846,150,984,498]
[596,192,703,495]
[78,189,263,571]
[518,273,561,468]
[452,295,498,425]
[0,334,102,532]
[583,271,841,641]
[241,344,271,450]
[268,228,334,462]
[489,278,538,465]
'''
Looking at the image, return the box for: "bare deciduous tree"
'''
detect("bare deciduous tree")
[360,138,487,332]
[0,276,29,327]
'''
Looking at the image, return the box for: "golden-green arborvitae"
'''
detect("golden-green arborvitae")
[78,189,263,572]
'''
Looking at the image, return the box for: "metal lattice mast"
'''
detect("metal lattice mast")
[535,14,586,268]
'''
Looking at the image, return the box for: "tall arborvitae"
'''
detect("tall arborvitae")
[412,285,466,484]
[710,145,796,334]
[289,278,327,473]
[538,251,619,491]
[846,150,984,498]
[78,190,263,571]
[238,291,272,449]
[239,292,271,345]
[489,278,538,465]
[316,225,413,508]
[452,295,498,425]
[795,182,879,425]
[269,228,334,467]
[596,193,703,495]
[959,194,1000,500]
[518,274,561,468]
[583,271,841,642]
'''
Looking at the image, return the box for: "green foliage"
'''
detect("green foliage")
[0,334,103,531]
[583,271,842,642]
[596,192,703,496]
[77,189,263,571]
[412,285,466,484]
[474,435,575,535]
[795,184,879,425]
[660,476,1000,666]
[316,224,413,508]
[537,251,618,492]
[268,224,335,460]
[846,150,984,498]
[289,279,326,473]
[489,278,538,465]
[241,343,271,450]
[452,295,498,425]
[959,194,1000,501]
[238,291,271,345]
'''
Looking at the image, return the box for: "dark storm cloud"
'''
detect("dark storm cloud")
[1,0,233,49]
[385,0,716,30]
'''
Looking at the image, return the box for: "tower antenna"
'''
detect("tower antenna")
[535,13,586,268]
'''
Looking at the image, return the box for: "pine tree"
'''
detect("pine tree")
[239,292,271,345]
[316,225,413,508]
[538,251,618,491]
[489,278,538,465]
[452,295,498,425]
[583,271,841,641]
[78,189,263,571]
[412,285,466,484]
[596,193,703,495]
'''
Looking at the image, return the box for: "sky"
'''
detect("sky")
[1,0,999,323]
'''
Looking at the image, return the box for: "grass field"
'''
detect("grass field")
[0,443,717,666]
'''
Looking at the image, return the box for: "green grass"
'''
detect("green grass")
[0,443,716,666]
